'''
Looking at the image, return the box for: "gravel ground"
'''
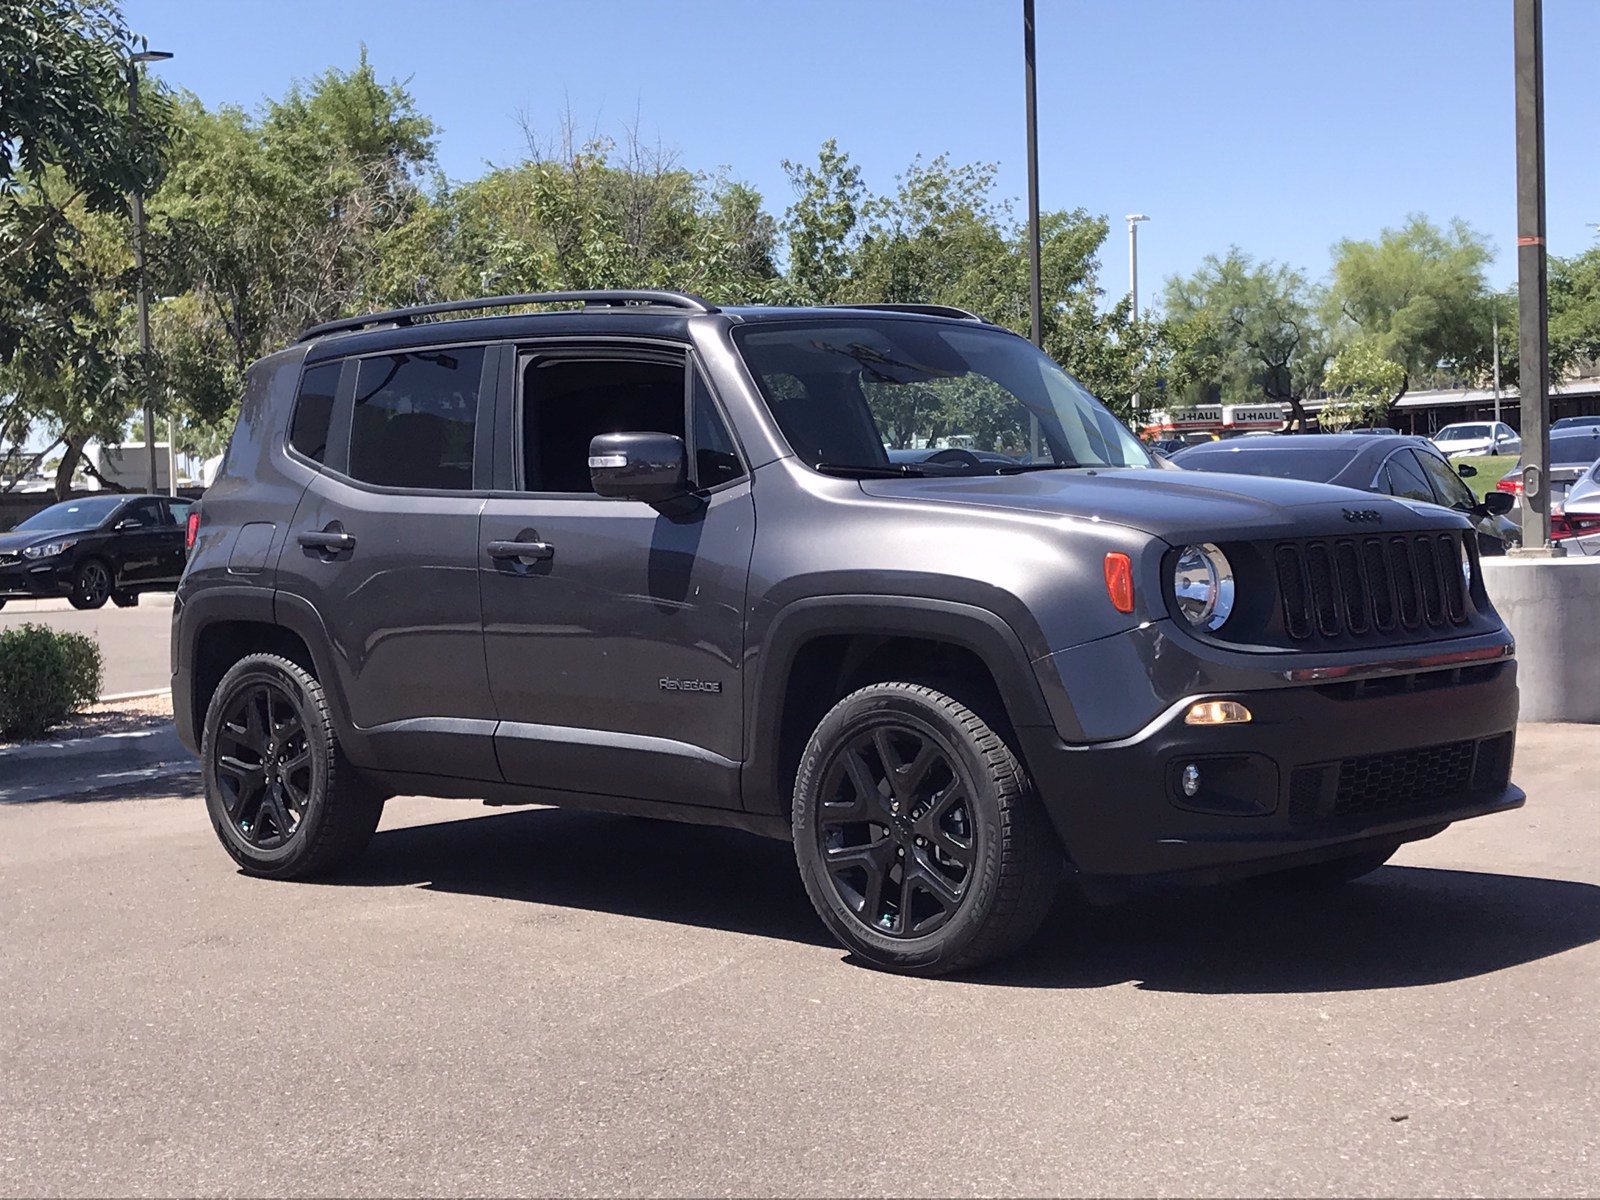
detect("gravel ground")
[0,691,173,749]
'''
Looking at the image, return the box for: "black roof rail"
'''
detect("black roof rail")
[296,289,719,343]
[834,302,991,323]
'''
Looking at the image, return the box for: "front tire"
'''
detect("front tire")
[68,559,112,610]
[793,682,1061,976]
[201,653,382,878]
[111,589,139,608]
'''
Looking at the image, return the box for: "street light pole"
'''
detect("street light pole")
[1512,0,1558,554]
[1023,0,1043,459]
[128,49,171,497]
[1126,214,1149,417]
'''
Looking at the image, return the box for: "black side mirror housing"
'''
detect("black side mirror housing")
[115,518,141,531]
[589,432,689,503]
[1482,490,1515,516]
[1457,462,1478,478]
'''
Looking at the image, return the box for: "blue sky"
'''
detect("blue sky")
[124,0,1600,303]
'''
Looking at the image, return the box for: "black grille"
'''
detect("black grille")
[1276,533,1470,642]
[0,551,17,567]
[1288,734,1513,825]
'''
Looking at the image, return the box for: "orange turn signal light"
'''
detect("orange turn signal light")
[1103,552,1134,614]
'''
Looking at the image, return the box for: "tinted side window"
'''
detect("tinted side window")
[692,373,744,489]
[521,357,684,493]
[290,362,341,464]
[350,347,484,490]
[1384,450,1435,503]
[118,499,164,528]
[1414,448,1475,511]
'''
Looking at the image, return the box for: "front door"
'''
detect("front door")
[111,497,170,586]
[480,349,754,808]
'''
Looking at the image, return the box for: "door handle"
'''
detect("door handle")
[487,539,555,563]
[298,530,357,552]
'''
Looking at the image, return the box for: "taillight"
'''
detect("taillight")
[184,507,201,551]
[1495,475,1523,495]
[1550,513,1600,541]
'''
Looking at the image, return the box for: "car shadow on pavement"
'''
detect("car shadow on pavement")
[339,806,835,948]
[339,806,1600,990]
[975,865,1600,994]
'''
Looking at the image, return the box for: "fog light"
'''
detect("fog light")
[1180,763,1202,797]
[1184,699,1253,726]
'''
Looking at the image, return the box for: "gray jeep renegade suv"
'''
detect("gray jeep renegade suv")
[173,290,1523,974]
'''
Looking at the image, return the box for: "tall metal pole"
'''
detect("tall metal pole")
[1513,0,1558,554]
[1128,219,1139,318]
[129,63,158,496]
[1023,0,1043,459]
[1492,310,1501,427]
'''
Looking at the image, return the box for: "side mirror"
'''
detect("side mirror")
[1457,462,1478,478]
[1482,490,1516,516]
[588,432,689,503]
[115,518,142,531]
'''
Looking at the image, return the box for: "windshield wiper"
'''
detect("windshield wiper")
[814,462,930,478]
[996,461,1078,473]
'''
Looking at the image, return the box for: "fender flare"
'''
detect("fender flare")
[742,594,1061,815]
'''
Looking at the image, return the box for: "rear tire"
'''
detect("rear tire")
[1250,843,1400,890]
[793,682,1061,976]
[68,559,112,610]
[201,653,383,879]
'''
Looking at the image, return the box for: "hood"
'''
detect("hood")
[0,529,56,553]
[858,467,1468,544]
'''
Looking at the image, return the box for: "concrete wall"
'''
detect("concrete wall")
[1482,556,1600,724]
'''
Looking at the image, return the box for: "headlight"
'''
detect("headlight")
[1172,543,1235,630]
[22,538,78,559]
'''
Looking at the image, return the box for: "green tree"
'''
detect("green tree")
[780,139,865,305]
[0,0,173,494]
[1550,243,1600,377]
[1326,215,1494,387]
[1162,250,1327,429]
[1320,340,1407,430]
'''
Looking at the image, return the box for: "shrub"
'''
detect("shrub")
[0,624,104,740]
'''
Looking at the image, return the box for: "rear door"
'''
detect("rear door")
[478,344,754,808]
[276,343,500,780]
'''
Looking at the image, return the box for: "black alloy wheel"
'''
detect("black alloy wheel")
[70,559,111,610]
[816,721,976,938]
[214,677,312,849]
[793,682,1061,975]
[201,653,383,878]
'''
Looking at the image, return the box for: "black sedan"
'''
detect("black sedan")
[0,493,195,610]
[1169,434,1519,552]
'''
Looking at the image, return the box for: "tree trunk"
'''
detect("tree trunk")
[53,433,86,500]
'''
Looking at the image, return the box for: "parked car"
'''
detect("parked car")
[1432,421,1520,458]
[1169,434,1519,553]
[1493,426,1600,510]
[173,291,1522,976]
[0,493,195,610]
[1550,415,1600,433]
[1553,458,1600,553]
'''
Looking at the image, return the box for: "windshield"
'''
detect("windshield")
[1436,424,1489,440]
[1172,446,1346,481]
[13,496,124,532]
[733,320,1152,475]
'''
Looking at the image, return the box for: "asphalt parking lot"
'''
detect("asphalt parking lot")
[1,725,1596,1197]
[0,594,173,695]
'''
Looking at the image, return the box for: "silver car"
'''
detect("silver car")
[1433,420,1521,458]
[1556,456,1600,554]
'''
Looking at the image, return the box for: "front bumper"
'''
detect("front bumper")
[1018,656,1522,880]
[0,558,71,598]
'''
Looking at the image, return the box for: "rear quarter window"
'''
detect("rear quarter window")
[289,363,341,464]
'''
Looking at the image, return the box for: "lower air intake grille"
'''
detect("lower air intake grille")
[1287,733,1513,826]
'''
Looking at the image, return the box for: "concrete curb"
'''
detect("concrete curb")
[0,724,194,803]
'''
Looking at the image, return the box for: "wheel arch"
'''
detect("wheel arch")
[743,596,1056,817]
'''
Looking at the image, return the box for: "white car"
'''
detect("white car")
[1433,421,1521,458]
